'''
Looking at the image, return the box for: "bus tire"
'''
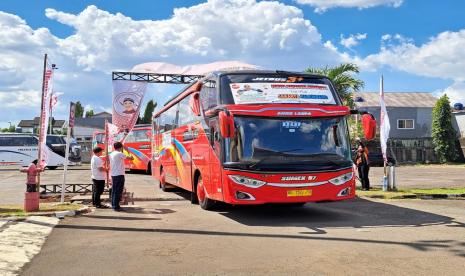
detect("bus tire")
[47,166,58,170]
[196,175,215,210]
[191,172,199,204]
[146,162,152,175]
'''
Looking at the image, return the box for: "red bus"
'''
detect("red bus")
[152,70,376,210]
[123,125,152,174]
[91,125,152,174]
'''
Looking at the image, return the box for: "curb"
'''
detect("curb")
[1,206,92,220]
[360,193,465,200]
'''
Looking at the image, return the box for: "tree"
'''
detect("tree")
[85,109,94,118]
[140,100,157,124]
[1,124,16,133]
[75,101,84,118]
[305,63,364,108]
[432,94,458,163]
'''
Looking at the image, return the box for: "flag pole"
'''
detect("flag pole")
[37,53,48,192]
[380,75,389,191]
[104,119,110,186]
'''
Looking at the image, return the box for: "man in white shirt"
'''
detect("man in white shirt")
[91,147,107,208]
[109,142,133,211]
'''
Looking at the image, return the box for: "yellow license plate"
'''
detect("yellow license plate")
[287,189,312,197]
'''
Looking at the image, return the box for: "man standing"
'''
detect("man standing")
[20,160,43,192]
[109,142,133,211]
[91,147,107,208]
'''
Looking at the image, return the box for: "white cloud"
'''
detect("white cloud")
[356,30,465,81]
[1,0,347,127]
[295,0,403,13]
[45,1,342,71]
[340,33,367,48]
[434,81,465,106]
[354,30,465,106]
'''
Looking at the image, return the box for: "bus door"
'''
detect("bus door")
[172,123,194,191]
[207,117,223,200]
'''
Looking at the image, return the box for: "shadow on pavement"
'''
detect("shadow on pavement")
[216,197,456,230]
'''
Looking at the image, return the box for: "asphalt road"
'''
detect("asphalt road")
[20,174,465,275]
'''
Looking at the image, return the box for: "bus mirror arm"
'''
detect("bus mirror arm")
[219,110,235,138]
[189,92,201,116]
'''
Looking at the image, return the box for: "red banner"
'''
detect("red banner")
[38,68,53,168]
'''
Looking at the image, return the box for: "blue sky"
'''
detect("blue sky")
[1,0,464,127]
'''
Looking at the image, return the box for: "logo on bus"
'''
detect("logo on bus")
[281,176,317,181]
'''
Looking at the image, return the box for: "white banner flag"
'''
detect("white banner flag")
[112,80,147,138]
[379,76,390,162]
[38,67,54,168]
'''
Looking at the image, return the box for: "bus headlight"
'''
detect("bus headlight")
[328,172,353,186]
[228,175,266,188]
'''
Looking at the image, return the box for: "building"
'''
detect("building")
[73,112,112,142]
[73,112,112,163]
[18,117,66,134]
[355,92,438,163]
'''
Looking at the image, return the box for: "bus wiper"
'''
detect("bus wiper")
[249,148,303,169]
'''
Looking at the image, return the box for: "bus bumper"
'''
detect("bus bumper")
[222,169,356,205]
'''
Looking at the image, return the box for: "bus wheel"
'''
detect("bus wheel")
[47,166,58,170]
[146,162,152,175]
[196,176,215,210]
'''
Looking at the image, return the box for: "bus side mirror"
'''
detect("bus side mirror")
[362,113,377,140]
[219,111,235,138]
[189,92,201,116]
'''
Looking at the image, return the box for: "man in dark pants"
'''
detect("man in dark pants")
[91,147,107,208]
[109,142,133,211]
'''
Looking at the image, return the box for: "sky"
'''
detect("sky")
[1,0,465,128]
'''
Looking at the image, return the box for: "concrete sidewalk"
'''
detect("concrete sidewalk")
[368,165,465,189]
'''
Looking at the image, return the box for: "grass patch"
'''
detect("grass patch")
[0,203,84,217]
[356,187,465,199]
[409,188,465,195]
[405,162,465,168]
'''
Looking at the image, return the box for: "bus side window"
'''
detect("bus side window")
[200,79,218,112]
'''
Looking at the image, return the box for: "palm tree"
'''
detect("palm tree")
[305,63,364,108]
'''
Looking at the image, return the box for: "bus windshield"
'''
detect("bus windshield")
[126,130,150,142]
[225,116,352,171]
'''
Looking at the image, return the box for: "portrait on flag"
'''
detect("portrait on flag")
[112,80,147,136]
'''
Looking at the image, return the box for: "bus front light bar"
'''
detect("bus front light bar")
[328,172,354,186]
[229,175,267,188]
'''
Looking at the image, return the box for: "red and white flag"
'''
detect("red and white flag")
[38,66,54,169]
[379,76,390,162]
[111,80,147,140]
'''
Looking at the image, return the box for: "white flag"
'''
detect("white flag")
[379,76,390,162]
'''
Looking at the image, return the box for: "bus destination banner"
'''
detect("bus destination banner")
[230,83,336,105]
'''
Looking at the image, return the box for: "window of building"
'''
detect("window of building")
[397,119,414,129]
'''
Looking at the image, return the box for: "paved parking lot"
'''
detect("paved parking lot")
[20,185,465,275]
[1,165,464,274]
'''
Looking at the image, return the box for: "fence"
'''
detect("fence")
[366,138,438,164]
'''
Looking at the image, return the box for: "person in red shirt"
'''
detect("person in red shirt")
[20,160,43,192]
